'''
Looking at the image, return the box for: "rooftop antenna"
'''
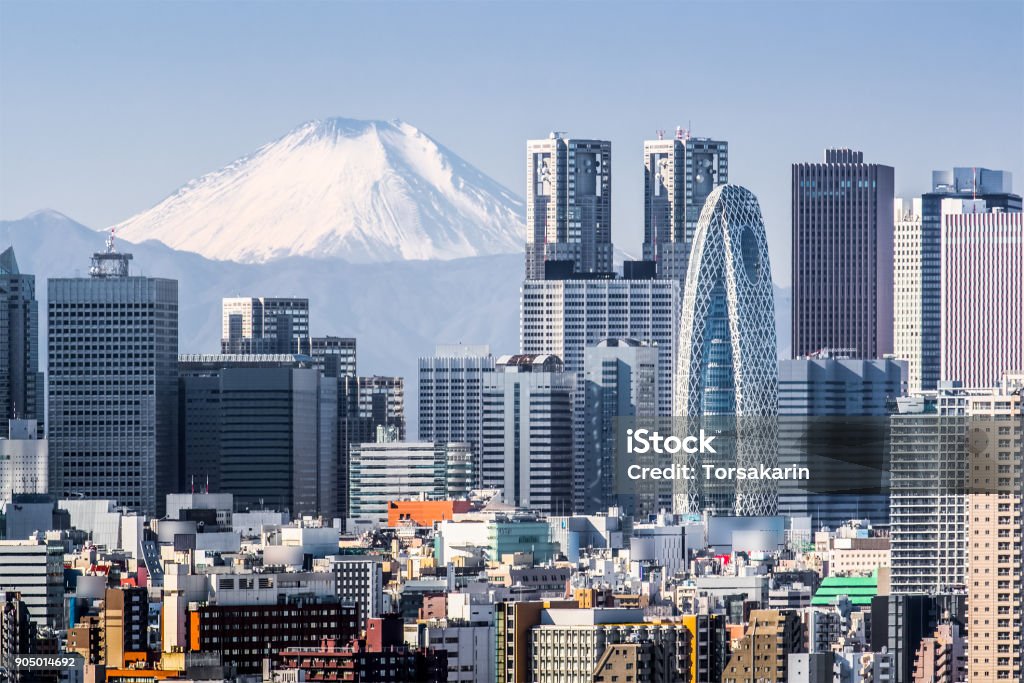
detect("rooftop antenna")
[656,129,665,141]
[675,126,684,141]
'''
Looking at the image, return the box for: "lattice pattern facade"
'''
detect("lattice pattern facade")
[674,185,778,516]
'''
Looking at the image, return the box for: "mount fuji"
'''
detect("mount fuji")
[112,118,525,264]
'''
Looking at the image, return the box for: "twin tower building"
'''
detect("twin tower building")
[518,131,777,517]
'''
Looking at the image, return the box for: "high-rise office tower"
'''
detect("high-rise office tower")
[777,353,906,529]
[940,199,1023,388]
[310,336,356,378]
[0,247,42,437]
[417,344,494,474]
[894,197,926,393]
[178,354,338,517]
[896,169,1020,393]
[964,374,1022,682]
[337,375,405,524]
[480,355,573,514]
[521,276,680,512]
[582,338,658,514]
[525,133,612,279]
[792,149,894,359]
[48,238,178,516]
[675,185,778,516]
[221,297,310,354]
[889,383,970,595]
[642,130,728,280]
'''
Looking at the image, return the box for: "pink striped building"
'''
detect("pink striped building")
[941,202,1023,387]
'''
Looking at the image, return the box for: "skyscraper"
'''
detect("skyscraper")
[480,355,573,514]
[221,297,310,354]
[417,344,494,473]
[642,130,728,280]
[792,149,894,359]
[895,168,1020,393]
[940,199,1023,388]
[675,185,778,516]
[347,441,447,529]
[525,134,612,279]
[0,247,42,437]
[178,354,338,518]
[48,237,178,516]
[964,373,1022,682]
[521,276,680,512]
[582,338,658,514]
[889,384,969,595]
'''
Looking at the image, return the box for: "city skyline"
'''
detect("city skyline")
[1,1,1022,286]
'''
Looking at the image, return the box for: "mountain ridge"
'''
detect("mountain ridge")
[111,117,526,264]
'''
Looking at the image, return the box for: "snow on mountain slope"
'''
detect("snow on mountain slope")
[111,118,526,263]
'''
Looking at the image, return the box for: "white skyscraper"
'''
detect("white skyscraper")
[643,131,729,281]
[0,419,47,506]
[417,344,495,466]
[893,197,925,393]
[521,277,680,512]
[525,134,613,279]
[48,237,178,517]
[940,199,1023,388]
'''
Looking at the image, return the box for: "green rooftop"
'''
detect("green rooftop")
[811,573,878,607]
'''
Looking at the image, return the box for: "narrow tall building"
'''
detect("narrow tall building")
[525,133,613,278]
[310,336,356,378]
[480,355,573,514]
[940,199,1023,388]
[48,238,178,516]
[582,338,658,515]
[0,247,42,437]
[221,296,310,354]
[792,149,894,359]
[964,374,1022,682]
[675,185,778,516]
[642,130,728,280]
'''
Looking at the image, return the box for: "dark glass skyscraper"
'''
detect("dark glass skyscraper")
[792,149,894,359]
[0,247,42,437]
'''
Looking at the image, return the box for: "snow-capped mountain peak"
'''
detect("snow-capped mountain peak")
[112,117,525,264]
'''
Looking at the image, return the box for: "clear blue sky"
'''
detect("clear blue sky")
[1,0,1021,285]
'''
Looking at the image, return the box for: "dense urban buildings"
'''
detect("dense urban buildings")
[940,198,1023,388]
[48,238,178,516]
[792,148,895,359]
[221,296,310,354]
[480,354,573,513]
[0,246,42,437]
[674,185,778,516]
[525,133,613,278]
[642,130,729,280]
[4,124,1019,683]
[521,276,680,512]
